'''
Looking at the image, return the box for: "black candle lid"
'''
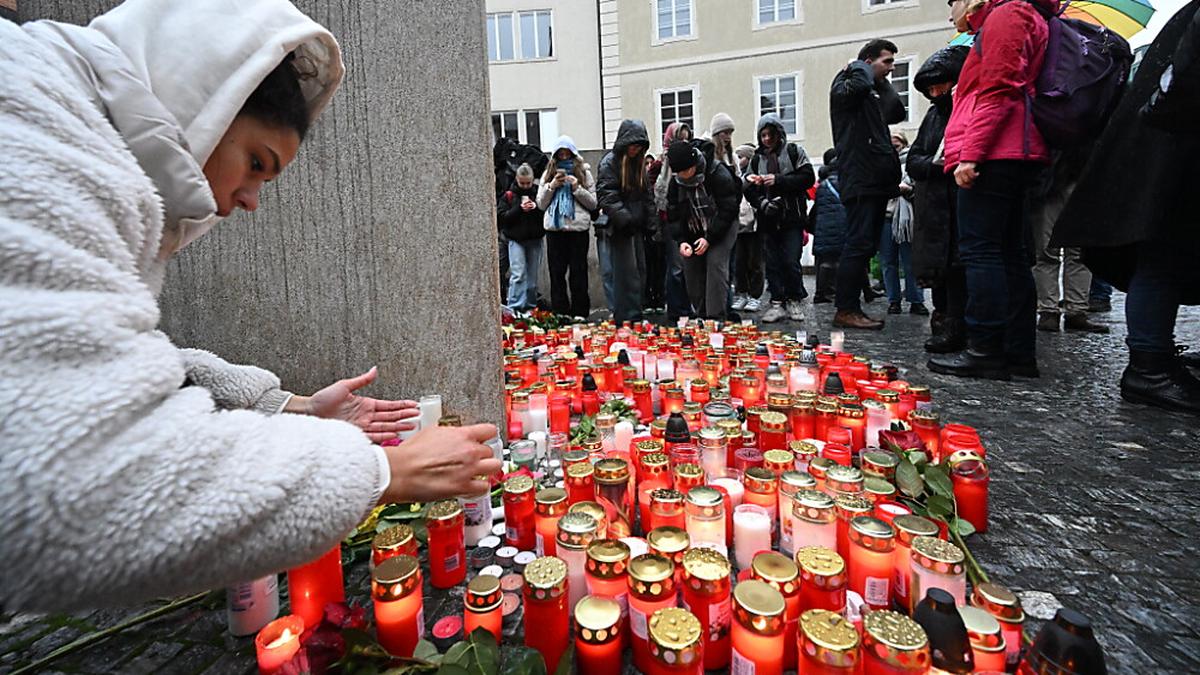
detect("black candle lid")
[1025,607,1108,675]
[582,373,597,391]
[617,349,631,365]
[823,372,845,396]
[665,412,690,442]
[913,588,973,673]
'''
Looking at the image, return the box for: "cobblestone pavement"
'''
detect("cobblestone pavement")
[1,285,1197,674]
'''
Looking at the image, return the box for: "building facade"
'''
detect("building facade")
[602,0,958,156]
[486,0,606,151]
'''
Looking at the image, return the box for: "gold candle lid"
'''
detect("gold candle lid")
[733,580,786,636]
[959,606,1006,652]
[767,391,792,410]
[808,456,836,480]
[585,539,631,579]
[523,555,568,598]
[863,476,897,500]
[861,397,886,413]
[717,418,743,437]
[646,526,690,554]
[648,607,703,666]
[371,554,421,601]
[834,493,873,517]
[698,425,727,445]
[793,390,817,405]
[535,487,568,516]
[641,452,670,471]
[875,389,900,403]
[504,474,535,495]
[825,465,865,495]
[910,407,939,423]
[862,610,931,669]
[594,458,630,483]
[780,470,817,492]
[837,402,864,419]
[575,596,622,645]
[511,390,530,403]
[795,546,845,578]
[751,551,799,595]
[893,514,940,546]
[947,449,987,470]
[849,516,895,552]
[426,499,463,522]
[372,524,414,554]
[556,511,599,551]
[562,449,590,465]
[763,449,795,471]
[789,440,819,459]
[971,582,1025,623]
[465,574,503,612]
[908,384,931,397]
[581,436,603,453]
[629,553,676,598]
[681,547,731,589]
[674,463,704,482]
[685,485,722,508]
[911,535,966,574]
[566,461,595,481]
[595,412,618,430]
[744,466,777,494]
[760,411,788,431]
[800,609,860,667]
[630,378,651,393]
[793,489,836,523]
[649,488,684,507]
[568,501,607,536]
[861,450,900,475]
[636,439,665,455]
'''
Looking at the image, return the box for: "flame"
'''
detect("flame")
[266,627,297,650]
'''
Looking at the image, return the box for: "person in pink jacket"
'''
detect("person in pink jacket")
[929,0,1056,381]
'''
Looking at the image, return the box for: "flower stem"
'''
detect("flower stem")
[950,528,990,587]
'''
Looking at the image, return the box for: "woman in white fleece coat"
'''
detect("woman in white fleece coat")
[0,0,500,613]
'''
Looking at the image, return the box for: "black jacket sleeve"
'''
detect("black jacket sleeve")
[497,192,522,231]
[907,110,942,182]
[877,77,908,126]
[831,61,875,109]
[705,163,740,243]
[666,181,687,243]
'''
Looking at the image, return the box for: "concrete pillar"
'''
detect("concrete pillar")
[19,0,504,426]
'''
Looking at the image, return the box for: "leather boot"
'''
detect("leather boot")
[1037,311,1060,332]
[925,319,967,354]
[1064,312,1110,334]
[1120,350,1200,415]
[833,310,884,330]
[928,349,1012,381]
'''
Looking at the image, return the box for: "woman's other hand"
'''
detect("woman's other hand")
[298,367,419,442]
[381,424,501,503]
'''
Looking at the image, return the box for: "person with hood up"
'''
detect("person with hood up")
[664,140,741,320]
[499,163,546,311]
[1054,1,1200,414]
[538,136,596,318]
[0,0,501,612]
[908,45,970,354]
[829,38,907,330]
[597,119,654,323]
[655,121,695,322]
[732,144,765,312]
[743,113,816,323]
[927,0,1055,381]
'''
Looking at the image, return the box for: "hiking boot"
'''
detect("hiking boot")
[910,302,930,316]
[1037,311,1061,332]
[761,302,787,323]
[1064,312,1110,334]
[744,297,762,312]
[833,310,884,330]
[928,350,1012,381]
[731,294,748,311]
[887,302,902,315]
[786,299,805,322]
[1120,350,1200,416]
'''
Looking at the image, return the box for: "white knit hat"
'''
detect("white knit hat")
[709,112,735,136]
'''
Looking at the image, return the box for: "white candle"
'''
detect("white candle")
[865,406,891,450]
[789,365,817,394]
[709,332,725,349]
[529,431,548,462]
[614,421,634,458]
[629,350,645,379]
[710,478,745,509]
[620,537,650,558]
[526,408,548,439]
[792,516,838,552]
[643,353,658,381]
[733,504,772,570]
[658,357,675,381]
[418,394,442,430]
[559,545,589,614]
[830,331,845,353]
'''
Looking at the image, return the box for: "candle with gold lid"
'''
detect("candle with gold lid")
[847,516,895,611]
[463,574,503,642]
[813,400,839,444]
[750,552,802,672]
[562,448,590,470]
[557,511,599,613]
[697,426,729,479]
[909,536,967,611]
[731,580,787,675]
[535,488,568,556]
[863,476,897,504]
[798,609,860,674]
[743,466,779,530]
[628,554,679,672]
[759,411,790,451]
[372,524,417,570]
[970,582,1024,669]
[763,448,795,476]
[680,547,733,670]
[792,489,838,552]
[861,610,932,674]
[835,403,866,451]
[575,595,624,674]
[825,464,865,498]
[649,488,686,531]
[585,538,632,617]
[640,450,671,489]
[909,408,941,460]
[503,474,537,551]
[565,462,597,506]
[790,398,816,440]
[834,494,873,561]
[779,470,817,556]
[648,525,690,584]
[426,499,467,588]
[594,458,633,538]
[959,606,1007,672]
[892,514,940,608]
[631,379,654,422]
[808,456,836,493]
[523,556,570,672]
[790,440,818,472]
[861,449,900,482]
[372,555,423,658]
[569,500,609,539]
[795,546,847,614]
[648,607,705,675]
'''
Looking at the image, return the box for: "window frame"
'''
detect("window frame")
[491,108,559,147]
[888,55,916,125]
[861,0,919,14]
[753,72,804,141]
[655,85,699,149]
[651,0,697,46]
[487,9,556,63]
[753,0,803,30]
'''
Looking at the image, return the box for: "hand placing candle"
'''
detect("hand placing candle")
[286,367,420,442]
[380,424,502,505]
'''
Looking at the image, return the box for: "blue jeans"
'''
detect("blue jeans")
[956,161,1036,359]
[879,229,924,304]
[665,242,692,319]
[596,234,616,311]
[1126,243,1180,354]
[763,226,807,302]
[506,238,544,310]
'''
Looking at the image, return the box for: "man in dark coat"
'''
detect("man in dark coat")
[908,46,969,354]
[1054,1,1200,415]
[597,119,653,323]
[829,38,907,329]
[665,140,741,319]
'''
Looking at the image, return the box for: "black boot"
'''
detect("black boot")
[929,310,946,337]
[1120,350,1200,415]
[928,348,1012,381]
[925,319,967,354]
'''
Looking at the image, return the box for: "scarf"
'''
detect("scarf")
[892,148,914,243]
[674,152,714,238]
[548,159,577,230]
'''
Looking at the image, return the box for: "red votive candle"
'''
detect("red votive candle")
[504,474,537,549]
[834,494,873,562]
[463,574,503,642]
[649,488,687,532]
[825,425,852,447]
[426,500,466,589]
[971,582,1026,670]
[837,404,866,451]
[372,555,424,658]
[750,552,802,672]
[798,609,860,674]
[648,607,705,675]
[846,516,895,611]
[743,466,779,533]
[790,399,816,440]
[861,610,931,674]
[575,595,624,674]
[951,454,990,533]
[795,546,847,614]
[892,514,939,609]
[523,556,570,672]
[631,379,654,423]
[822,442,853,468]
[733,447,764,472]
[681,547,732,670]
[730,580,786,675]
[647,525,690,586]
[628,554,679,673]
[535,487,569,556]
[566,461,597,506]
[255,614,303,674]
[758,411,789,451]
[673,462,706,496]
[372,524,417,570]
[549,394,571,434]
[961,605,1009,672]
[286,546,344,629]
[813,400,839,442]
[585,539,632,616]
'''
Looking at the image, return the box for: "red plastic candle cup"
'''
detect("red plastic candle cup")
[813,402,839,442]
[789,401,816,441]
[523,556,571,672]
[730,580,786,675]
[874,500,913,527]
[673,462,706,496]
[649,488,687,532]
[892,514,939,609]
[951,455,990,533]
[823,442,853,468]
[631,380,654,423]
[426,500,466,588]
[503,474,538,549]
[628,554,679,673]
[463,575,503,642]
[286,546,345,629]
[647,607,705,675]
[749,552,802,672]
[549,395,571,434]
[743,467,779,536]
[535,487,569,556]
[834,495,873,562]
[575,595,624,674]
[758,411,789,451]
[796,546,847,615]
[909,409,942,460]
[372,524,417,570]
[372,555,424,658]
[733,446,764,473]
[680,547,733,670]
[861,610,931,674]
[944,431,986,462]
[836,405,867,452]
[970,583,1026,670]
[255,614,303,674]
[565,462,597,506]
[585,539,632,618]
[846,516,895,611]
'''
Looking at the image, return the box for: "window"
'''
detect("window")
[658,88,695,137]
[863,0,917,11]
[889,58,913,123]
[488,10,553,62]
[758,75,799,137]
[655,0,692,41]
[491,109,559,148]
[758,0,796,25]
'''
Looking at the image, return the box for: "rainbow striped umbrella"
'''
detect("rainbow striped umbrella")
[948,0,1154,45]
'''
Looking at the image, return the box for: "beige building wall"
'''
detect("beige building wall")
[610,0,957,155]
[486,0,606,150]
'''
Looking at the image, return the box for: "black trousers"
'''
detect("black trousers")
[546,230,591,317]
[643,232,665,308]
[836,196,889,312]
[734,231,765,298]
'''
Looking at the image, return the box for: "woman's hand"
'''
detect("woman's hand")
[694,238,709,255]
[298,367,419,443]
[679,242,693,258]
[954,162,979,189]
[566,175,578,188]
[381,424,501,503]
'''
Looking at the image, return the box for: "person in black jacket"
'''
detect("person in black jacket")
[597,119,653,323]
[744,113,816,323]
[829,38,907,330]
[811,149,847,304]
[908,45,969,353]
[665,140,740,320]
[498,163,546,311]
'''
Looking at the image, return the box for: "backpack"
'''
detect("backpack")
[492,138,550,198]
[976,0,1133,148]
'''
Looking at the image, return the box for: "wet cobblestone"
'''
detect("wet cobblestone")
[0,287,1196,674]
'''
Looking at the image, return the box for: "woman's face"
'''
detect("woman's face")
[203,115,300,217]
[759,127,778,148]
[926,81,954,99]
[714,129,733,146]
[626,144,644,158]
[556,148,572,161]
[949,0,972,32]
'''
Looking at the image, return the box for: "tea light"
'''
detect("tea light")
[426,500,467,588]
[418,394,442,430]
[732,503,772,570]
[730,580,786,675]
[372,555,424,658]
[680,547,733,670]
[575,595,624,673]
[523,556,571,672]
[684,486,726,555]
[750,552,802,672]
[846,516,896,611]
[795,546,847,614]
[255,614,303,674]
[861,610,931,674]
[286,546,345,629]
[496,546,518,569]
[798,609,860,674]
[432,615,463,652]
[556,511,599,613]
[648,607,704,675]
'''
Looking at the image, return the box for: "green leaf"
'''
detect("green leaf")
[953,516,976,538]
[904,449,928,469]
[469,627,500,674]
[413,639,443,664]
[500,646,548,675]
[553,644,575,675]
[435,665,472,675]
[924,464,955,500]
[442,642,471,666]
[895,459,925,499]
[927,494,954,518]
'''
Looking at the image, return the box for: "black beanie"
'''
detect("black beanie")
[666,141,698,172]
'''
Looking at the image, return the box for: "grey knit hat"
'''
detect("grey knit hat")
[709,112,735,136]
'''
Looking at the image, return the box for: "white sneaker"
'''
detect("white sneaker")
[786,299,805,322]
[744,297,762,312]
[731,293,748,311]
[761,302,786,323]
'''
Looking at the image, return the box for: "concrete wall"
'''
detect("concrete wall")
[22,0,505,426]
